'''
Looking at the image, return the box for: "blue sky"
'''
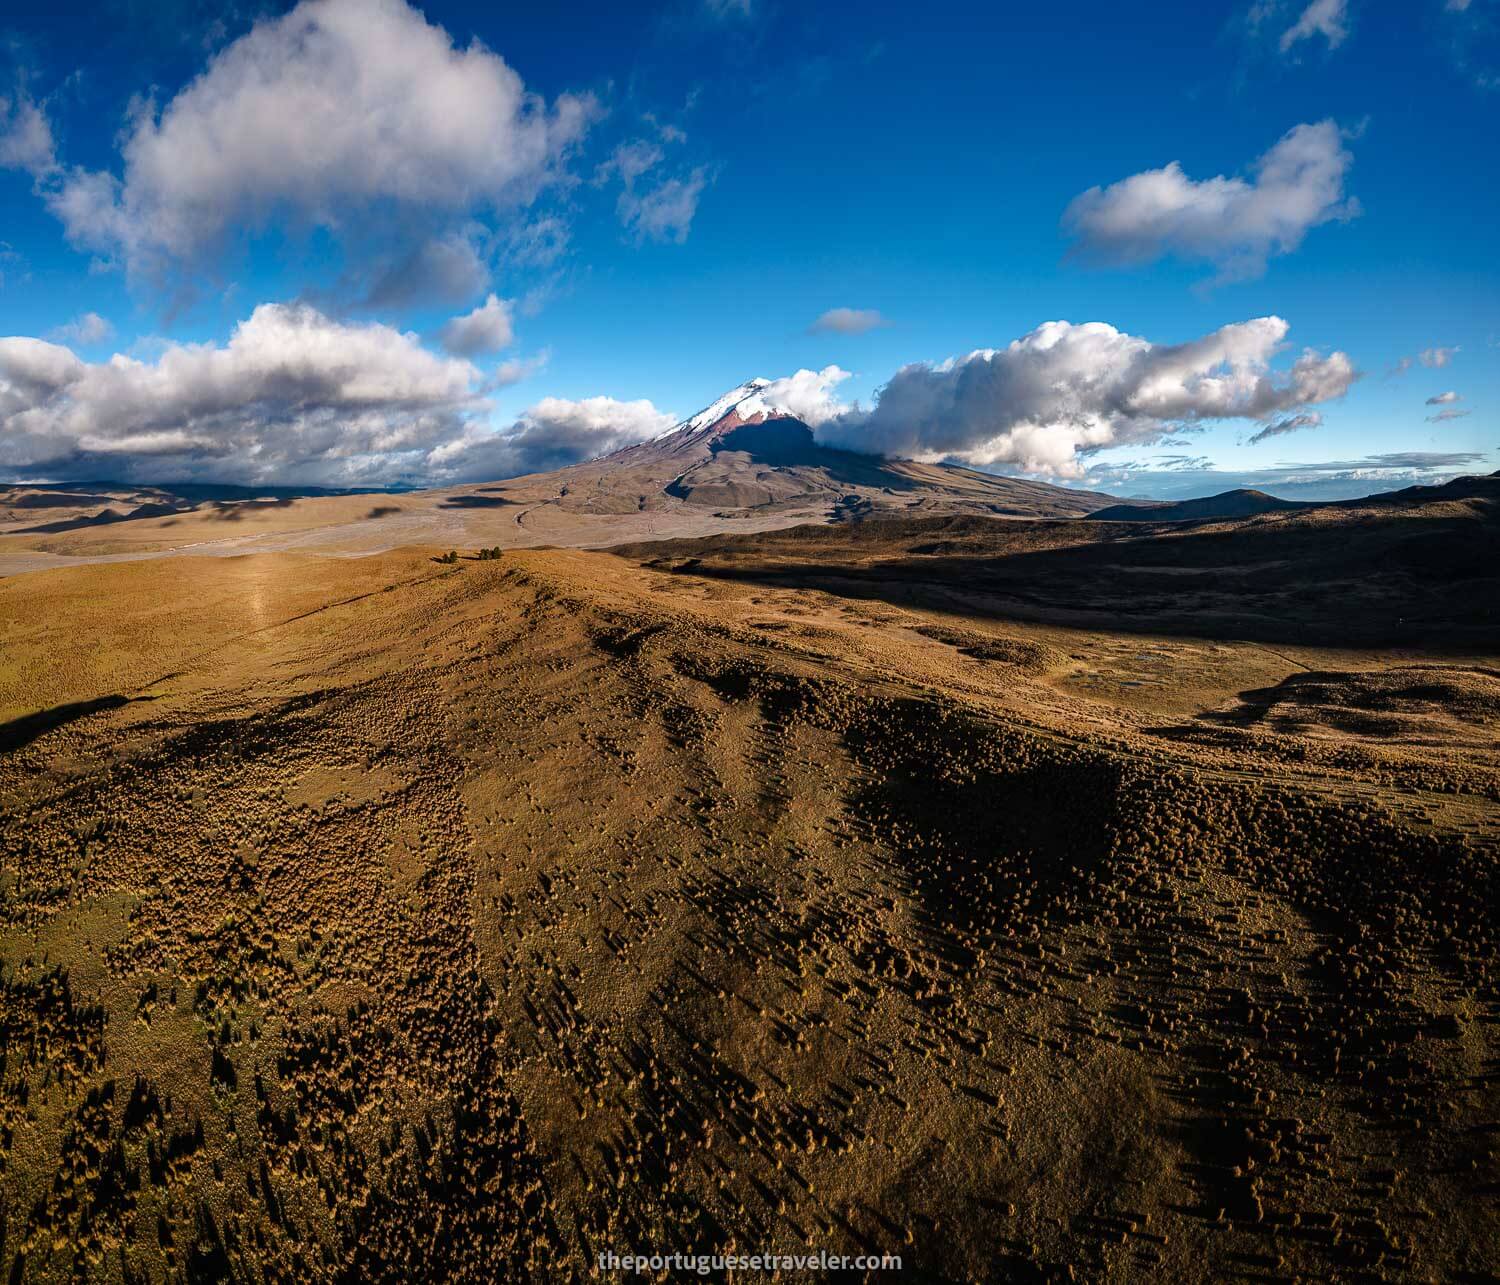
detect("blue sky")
[0,0,1495,496]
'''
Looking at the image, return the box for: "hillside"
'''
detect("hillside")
[0,482,1496,1279]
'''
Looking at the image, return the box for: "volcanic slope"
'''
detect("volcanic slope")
[0,380,1117,575]
[0,522,1496,1280]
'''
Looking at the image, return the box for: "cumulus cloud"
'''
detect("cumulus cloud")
[1427,407,1471,422]
[1280,0,1350,52]
[0,302,665,485]
[810,308,889,335]
[0,302,484,485]
[0,88,56,176]
[814,316,1359,478]
[31,0,595,287]
[1248,410,1322,444]
[427,395,676,481]
[753,366,852,425]
[439,294,515,357]
[1062,120,1359,285]
[1426,390,1461,405]
[49,312,115,346]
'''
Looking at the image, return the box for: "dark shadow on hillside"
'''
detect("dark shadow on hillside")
[0,694,152,753]
[14,502,188,534]
[439,495,519,509]
[204,499,296,521]
[701,420,926,492]
[2,492,120,509]
[1154,665,1500,744]
[631,507,1500,649]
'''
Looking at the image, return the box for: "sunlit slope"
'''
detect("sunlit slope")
[0,544,1496,1280]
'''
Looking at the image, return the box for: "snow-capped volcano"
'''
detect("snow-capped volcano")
[652,378,795,443]
[651,369,854,446]
[538,373,1120,522]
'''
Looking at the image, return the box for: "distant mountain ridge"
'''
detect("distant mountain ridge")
[1088,472,1500,524]
[1089,489,1303,522]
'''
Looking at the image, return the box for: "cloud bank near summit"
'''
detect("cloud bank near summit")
[809,316,1358,477]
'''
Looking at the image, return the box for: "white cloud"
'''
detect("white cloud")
[1425,390,1461,404]
[37,0,596,285]
[1427,407,1471,422]
[1,302,666,485]
[815,316,1359,478]
[428,395,676,480]
[810,308,889,335]
[1280,0,1350,52]
[439,293,515,357]
[1,302,483,484]
[1445,0,1471,12]
[618,168,709,244]
[0,88,56,176]
[49,312,115,346]
[750,366,852,425]
[1063,120,1359,285]
[1248,410,1322,444]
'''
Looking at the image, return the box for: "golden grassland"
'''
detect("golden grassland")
[0,518,1496,1281]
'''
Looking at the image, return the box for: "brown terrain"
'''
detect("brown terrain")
[1,412,1497,1281]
